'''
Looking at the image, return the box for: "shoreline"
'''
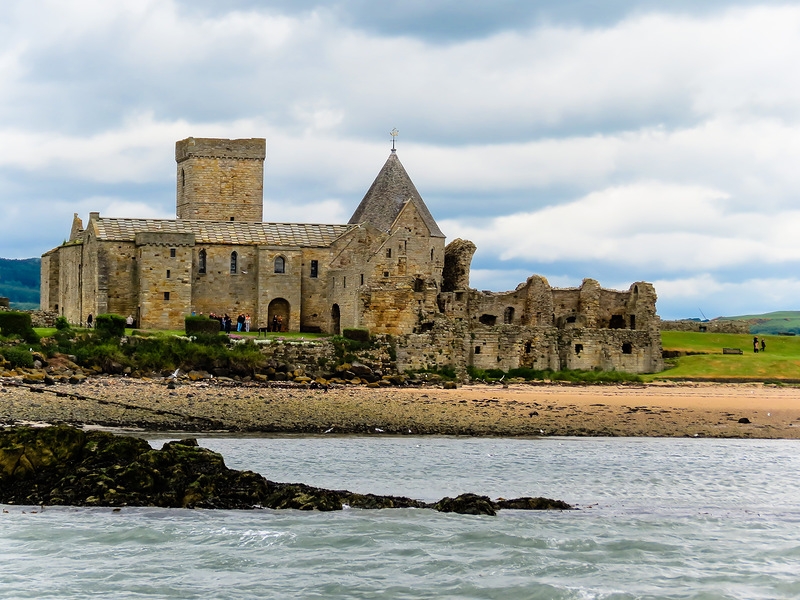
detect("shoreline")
[2,377,800,438]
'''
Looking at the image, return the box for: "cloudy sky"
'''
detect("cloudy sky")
[1,0,798,319]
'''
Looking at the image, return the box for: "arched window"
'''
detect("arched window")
[274,256,285,274]
[230,251,238,274]
[503,306,515,324]
[198,249,206,274]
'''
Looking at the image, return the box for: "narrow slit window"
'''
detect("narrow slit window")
[230,251,238,274]
[198,249,206,274]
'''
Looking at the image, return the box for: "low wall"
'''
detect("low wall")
[659,319,751,334]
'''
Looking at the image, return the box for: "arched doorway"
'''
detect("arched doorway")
[331,303,341,335]
[268,298,290,332]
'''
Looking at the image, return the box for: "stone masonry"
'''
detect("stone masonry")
[41,137,664,374]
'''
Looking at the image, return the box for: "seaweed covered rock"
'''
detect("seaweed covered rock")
[0,425,573,514]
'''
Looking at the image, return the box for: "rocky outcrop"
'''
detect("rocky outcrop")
[0,425,573,514]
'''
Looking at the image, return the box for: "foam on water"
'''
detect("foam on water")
[3,437,800,599]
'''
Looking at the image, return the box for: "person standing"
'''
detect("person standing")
[87,314,93,329]
[245,314,251,332]
[753,336,759,353]
[761,338,766,352]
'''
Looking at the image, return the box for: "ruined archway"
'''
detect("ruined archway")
[268,298,290,332]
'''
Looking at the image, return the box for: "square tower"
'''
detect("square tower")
[175,137,266,222]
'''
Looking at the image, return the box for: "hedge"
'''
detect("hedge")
[343,328,370,343]
[94,314,126,337]
[186,315,224,336]
[0,311,38,342]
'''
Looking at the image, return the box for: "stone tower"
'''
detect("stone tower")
[175,137,266,222]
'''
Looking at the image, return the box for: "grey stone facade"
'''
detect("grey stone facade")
[41,136,663,374]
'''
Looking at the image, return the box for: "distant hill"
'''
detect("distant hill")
[719,311,800,335]
[0,257,40,309]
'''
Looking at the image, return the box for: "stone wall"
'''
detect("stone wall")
[136,232,194,330]
[659,319,751,334]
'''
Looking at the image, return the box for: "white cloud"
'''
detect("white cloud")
[442,180,800,272]
[2,0,800,319]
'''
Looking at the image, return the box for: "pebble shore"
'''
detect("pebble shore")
[2,375,800,437]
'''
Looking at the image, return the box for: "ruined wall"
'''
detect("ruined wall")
[175,137,266,222]
[442,239,476,292]
[394,274,664,375]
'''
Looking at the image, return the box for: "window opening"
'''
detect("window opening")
[622,342,633,354]
[386,248,392,258]
[630,315,636,330]
[575,344,583,355]
[274,256,285,274]
[170,248,176,258]
[609,314,625,329]
[360,274,364,285]
[503,306,515,324]
[474,346,481,354]
[414,278,425,292]
[166,270,171,279]
[230,251,238,274]
[198,249,206,274]
[164,292,170,300]
[310,260,318,278]
[479,314,497,326]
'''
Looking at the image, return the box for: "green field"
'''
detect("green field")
[654,331,800,381]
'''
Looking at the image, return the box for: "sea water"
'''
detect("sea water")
[3,436,800,599]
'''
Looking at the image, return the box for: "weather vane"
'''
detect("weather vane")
[390,128,399,151]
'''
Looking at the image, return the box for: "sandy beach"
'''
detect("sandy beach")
[2,377,800,438]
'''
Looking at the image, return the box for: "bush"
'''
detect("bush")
[0,311,39,343]
[186,315,223,336]
[94,314,126,337]
[1,346,34,369]
[343,328,370,343]
[55,316,71,331]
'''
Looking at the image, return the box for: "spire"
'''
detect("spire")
[348,151,445,238]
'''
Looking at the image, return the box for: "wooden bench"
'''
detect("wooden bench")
[722,347,743,355]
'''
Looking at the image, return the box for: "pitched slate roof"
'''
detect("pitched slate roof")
[348,152,445,238]
[93,218,352,247]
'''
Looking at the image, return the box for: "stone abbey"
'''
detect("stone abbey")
[40,137,663,374]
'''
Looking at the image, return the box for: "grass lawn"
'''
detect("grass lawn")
[653,331,800,381]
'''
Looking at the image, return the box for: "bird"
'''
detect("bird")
[168,368,180,380]
[323,427,334,434]
[374,427,384,433]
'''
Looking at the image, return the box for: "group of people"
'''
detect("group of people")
[206,312,251,333]
[753,336,766,353]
